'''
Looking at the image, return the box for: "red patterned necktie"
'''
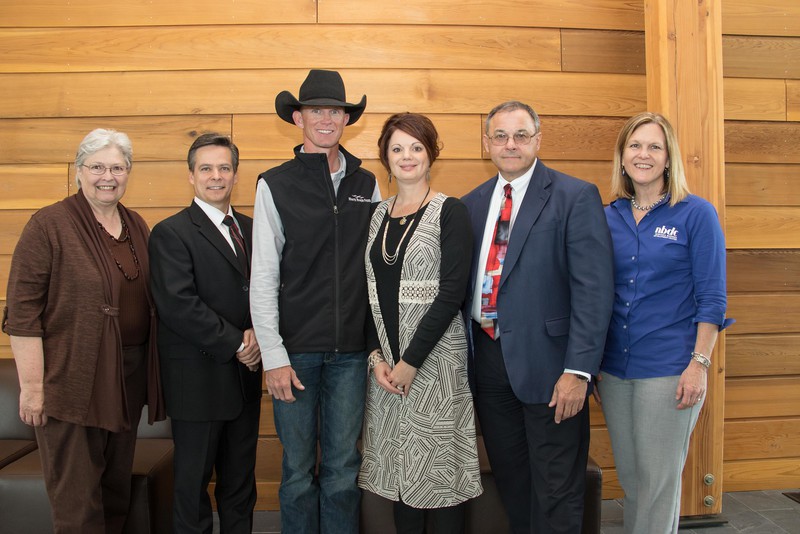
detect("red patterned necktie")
[480,184,513,339]
[223,215,249,278]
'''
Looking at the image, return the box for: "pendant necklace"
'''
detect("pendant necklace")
[97,209,141,281]
[381,187,430,266]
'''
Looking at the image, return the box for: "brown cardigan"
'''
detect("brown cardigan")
[3,193,164,431]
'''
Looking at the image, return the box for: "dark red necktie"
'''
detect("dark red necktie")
[480,184,513,339]
[223,215,249,278]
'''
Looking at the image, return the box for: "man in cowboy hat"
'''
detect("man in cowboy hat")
[250,69,380,533]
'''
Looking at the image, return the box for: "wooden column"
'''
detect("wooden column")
[644,0,726,517]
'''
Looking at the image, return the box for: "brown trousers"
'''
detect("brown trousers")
[35,345,146,534]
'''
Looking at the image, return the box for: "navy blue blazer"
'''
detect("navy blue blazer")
[462,160,614,404]
[149,201,262,421]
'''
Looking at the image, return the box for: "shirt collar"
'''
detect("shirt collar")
[495,158,537,194]
[193,197,232,226]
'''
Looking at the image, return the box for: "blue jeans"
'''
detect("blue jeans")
[273,351,367,534]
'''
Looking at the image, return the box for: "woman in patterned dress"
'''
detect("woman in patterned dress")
[359,113,483,533]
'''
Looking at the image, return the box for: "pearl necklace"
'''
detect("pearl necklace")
[631,193,667,211]
[381,187,430,266]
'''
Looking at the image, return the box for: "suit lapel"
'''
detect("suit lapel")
[500,162,551,288]
[468,178,497,294]
[189,201,245,277]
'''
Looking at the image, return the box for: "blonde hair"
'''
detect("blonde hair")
[610,112,690,206]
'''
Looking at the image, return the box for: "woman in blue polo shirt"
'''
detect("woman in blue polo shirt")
[599,112,732,534]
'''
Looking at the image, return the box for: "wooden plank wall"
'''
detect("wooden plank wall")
[0,0,796,508]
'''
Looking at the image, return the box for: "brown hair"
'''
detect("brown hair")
[187,133,240,172]
[377,113,442,172]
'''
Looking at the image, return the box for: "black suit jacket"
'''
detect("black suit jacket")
[149,201,262,421]
[462,160,614,404]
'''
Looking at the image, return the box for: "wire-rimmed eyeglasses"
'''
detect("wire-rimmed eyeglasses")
[488,132,536,146]
[80,163,129,176]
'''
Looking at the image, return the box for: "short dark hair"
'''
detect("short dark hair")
[377,113,442,172]
[187,133,240,172]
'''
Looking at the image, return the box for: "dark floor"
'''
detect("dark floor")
[229,489,800,533]
[601,490,800,534]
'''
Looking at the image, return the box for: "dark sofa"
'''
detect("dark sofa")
[0,358,174,534]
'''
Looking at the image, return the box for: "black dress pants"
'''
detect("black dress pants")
[472,322,589,534]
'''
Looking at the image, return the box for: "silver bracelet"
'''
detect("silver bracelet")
[691,351,711,369]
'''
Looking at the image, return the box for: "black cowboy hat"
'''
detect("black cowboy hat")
[275,69,367,125]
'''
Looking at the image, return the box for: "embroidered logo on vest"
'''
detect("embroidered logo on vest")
[348,194,371,203]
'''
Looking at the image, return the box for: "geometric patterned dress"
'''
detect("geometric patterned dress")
[359,193,483,508]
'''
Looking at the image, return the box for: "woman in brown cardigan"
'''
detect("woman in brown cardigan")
[3,129,164,533]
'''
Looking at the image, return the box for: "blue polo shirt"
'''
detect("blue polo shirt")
[602,194,732,379]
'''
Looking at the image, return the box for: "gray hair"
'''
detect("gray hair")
[485,101,541,135]
[74,129,133,188]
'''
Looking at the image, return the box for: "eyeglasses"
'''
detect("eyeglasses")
[81,163,129,176]
[488,132,536,146]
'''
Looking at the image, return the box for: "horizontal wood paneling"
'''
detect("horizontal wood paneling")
[0,211,37,255]
[0,26,561,74]
[723,458,800,492]
[726,377,800,419]
[726,163,800,206]
[0,166,69,209]
[561,30,644,74]
[724,419,800,461]
[723,35,800,79]
[523,117,625,161]
[0,256,10,299]
[588,427,614,467]
[561,31,800,81]
[727,250,800,292]
[788,80,800,121]
[255,437,281,479]
[318,0,643,31]
[723,78,786,121]
[0,70,647,120]
[727,293,800,334]
[0,116,231,164]
[725,121,800,164]
[722,0,800,38]
[259,397,276,437]
[727,335,800,377]
[726,207,800,249]
[0,0,315,27]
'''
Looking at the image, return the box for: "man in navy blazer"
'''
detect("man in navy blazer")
[462,102,614,533]
[149,133,262,533]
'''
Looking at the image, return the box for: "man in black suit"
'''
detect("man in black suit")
[149,133,262,534]
[462,102,614,533]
